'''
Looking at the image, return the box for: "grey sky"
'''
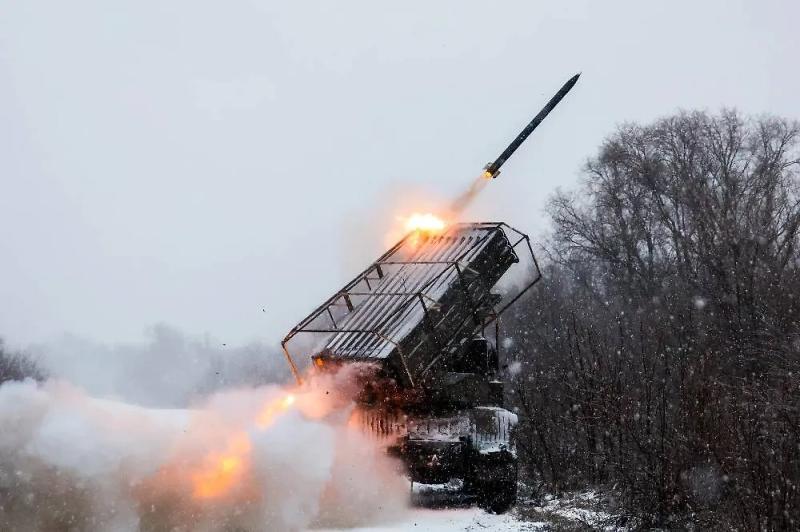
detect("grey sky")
[1,0,798,348]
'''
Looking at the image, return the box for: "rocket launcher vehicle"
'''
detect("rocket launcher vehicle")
[281,74,579,386]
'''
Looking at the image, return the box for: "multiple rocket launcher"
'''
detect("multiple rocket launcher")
[276,73,581,513]
[281,74,580,384]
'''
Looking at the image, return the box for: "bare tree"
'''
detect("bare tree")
[0,338,46,384]
[506,110,800,528]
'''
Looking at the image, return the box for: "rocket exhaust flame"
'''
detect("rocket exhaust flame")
[190,392,297,501]
[256,393,296,429]
[392,174,483,245]
[395,212,450,249]
[0,365,408,530]
[191,431,252,499]
[402,213,447,234]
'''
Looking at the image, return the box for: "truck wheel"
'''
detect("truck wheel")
[475,479,516,514]
[466,453,518,513]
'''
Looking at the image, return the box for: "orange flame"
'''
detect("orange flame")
[256,393,296,429]
[190,392,297,500]
[192,431,252,499]
[403,212,446,234]
[397,212,448,249]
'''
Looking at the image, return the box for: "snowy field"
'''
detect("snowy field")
[315,507,538,532]
[314,490,617,531]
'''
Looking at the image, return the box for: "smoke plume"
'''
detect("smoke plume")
[0,366,408,531]
[450,175,490,215]
[30,325,292,408]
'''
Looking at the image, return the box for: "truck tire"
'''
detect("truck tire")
[478,479,517,514]
[465,452,518,514]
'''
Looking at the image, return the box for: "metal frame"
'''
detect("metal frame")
[280,222,541,384]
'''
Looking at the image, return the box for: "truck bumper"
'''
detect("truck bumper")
[400,439,466,484]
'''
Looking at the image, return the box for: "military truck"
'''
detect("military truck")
[280,73,577,512]
[281,222,541,513]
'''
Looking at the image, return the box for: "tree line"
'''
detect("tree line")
[0,339,45,385]
[506,110,800,529]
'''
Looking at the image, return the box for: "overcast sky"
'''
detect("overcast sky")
[1,0,799,349]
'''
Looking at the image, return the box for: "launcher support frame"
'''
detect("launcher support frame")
[280,222,541,385]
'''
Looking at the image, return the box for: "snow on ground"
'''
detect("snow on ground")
[313,489,621,531]
[525,490,615,528]
[313,507,546,532]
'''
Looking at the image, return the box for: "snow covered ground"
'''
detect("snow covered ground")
[527,491,615,527]
[314,490,619,531]
[314,507,543,532]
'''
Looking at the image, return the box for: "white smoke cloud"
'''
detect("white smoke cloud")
[28,324,292,408]
[0,366,408,531]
